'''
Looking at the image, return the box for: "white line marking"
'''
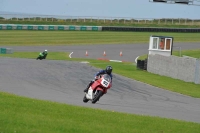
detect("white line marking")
[109,60,122,62]
[69,52,73,58]
[80,61,89,63]
[135,56,139,63]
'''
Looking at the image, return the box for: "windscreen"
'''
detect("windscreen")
[103,74,111,82]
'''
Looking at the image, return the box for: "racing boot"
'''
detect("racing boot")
[84,81,94,92]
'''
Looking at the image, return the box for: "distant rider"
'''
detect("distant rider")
[42,49,48,59]
[84,65,113,93]
[36,49,48,60]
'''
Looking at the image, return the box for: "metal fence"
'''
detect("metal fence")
[0,14,200,25]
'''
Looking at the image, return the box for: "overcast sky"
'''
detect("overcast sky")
[0,0,199,19]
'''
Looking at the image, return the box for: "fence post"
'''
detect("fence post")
[172,18,173,24]
[173,46,182,57]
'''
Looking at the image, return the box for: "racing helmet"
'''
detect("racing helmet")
[45,49,48,52]
[105,65,112,74]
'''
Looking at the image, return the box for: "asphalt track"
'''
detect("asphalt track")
[0,42,200,123]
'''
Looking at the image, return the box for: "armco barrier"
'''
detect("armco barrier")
[1,24,200,32]
[0,24,102,31]
[102,26,200,33]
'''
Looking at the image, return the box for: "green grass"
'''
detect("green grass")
[1,92,200,133]
[1,31,200,46]
[175,49,200,58]
[1,20,200,28]
[1,51,200,98]
[138,49,200,60]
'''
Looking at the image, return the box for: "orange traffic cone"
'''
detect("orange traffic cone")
[103,51,106,56]
[85,51,88,56]
[120,51,123,56]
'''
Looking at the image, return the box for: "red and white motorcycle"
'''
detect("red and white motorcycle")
[83,74,112,104]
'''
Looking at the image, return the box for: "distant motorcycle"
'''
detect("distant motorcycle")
[83,74,112,104]
[36,52,47,60]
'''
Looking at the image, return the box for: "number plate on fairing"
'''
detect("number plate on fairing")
[101,79,109,88]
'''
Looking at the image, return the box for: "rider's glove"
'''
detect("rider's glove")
[94,76,98,80]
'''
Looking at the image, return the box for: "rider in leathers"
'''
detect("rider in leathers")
[84,65,113,93]
[42,50,48,59]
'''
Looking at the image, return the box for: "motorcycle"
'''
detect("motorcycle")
[83,74,112,104]
[36,52,47,60]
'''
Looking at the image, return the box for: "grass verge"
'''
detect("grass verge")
[0,31,200,46]
[1,92,200,133]
[138,49,200,60]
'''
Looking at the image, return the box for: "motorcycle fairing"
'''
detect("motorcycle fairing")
[86,87,94,100]
[39,53,44,57]
[101,78,109,88]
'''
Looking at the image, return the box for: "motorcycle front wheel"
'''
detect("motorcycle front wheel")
[83,95,89,103]
[92,90,103,104]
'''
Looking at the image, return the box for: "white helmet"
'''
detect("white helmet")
[45,49,48,52]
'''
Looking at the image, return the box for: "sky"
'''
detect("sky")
[0,0,200,19]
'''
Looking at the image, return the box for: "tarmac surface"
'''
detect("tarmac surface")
[0,42,200,123]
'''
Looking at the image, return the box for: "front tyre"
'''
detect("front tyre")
[83,95,89,103]
[92,90,103,104]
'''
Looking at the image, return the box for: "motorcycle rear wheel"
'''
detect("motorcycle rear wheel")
[92,90,103,104]
[83,95,89,103]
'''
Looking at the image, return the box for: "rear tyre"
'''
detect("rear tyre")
[83,95,89,103]
[92,90,103,104]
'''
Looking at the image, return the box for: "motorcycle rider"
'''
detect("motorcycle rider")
[84,65,113,93]
[37,49,48,60]
[42,49,48,59]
